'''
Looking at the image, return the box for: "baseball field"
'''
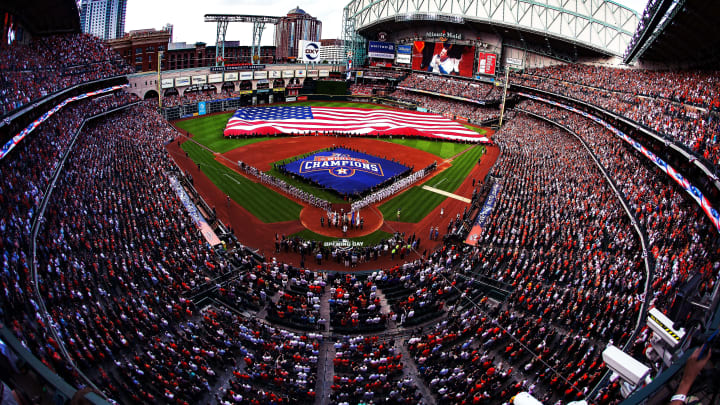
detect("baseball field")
[166,101,498,270]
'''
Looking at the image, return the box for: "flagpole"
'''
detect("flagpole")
[157,51,163,110]
[498,65,510,128]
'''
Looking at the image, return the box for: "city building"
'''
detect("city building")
[319,39,345,64]
[107,27,171,72]
[79,0,127,40]
[273,6,322,63]
[164,41,276,71]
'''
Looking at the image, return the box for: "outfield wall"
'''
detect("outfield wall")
[164,95,495,128]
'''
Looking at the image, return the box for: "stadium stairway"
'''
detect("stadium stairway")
[396,339,437,405]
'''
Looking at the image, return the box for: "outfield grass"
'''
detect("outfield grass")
[174,102,491,158]
[291,229,393,245]
[174,113,274,153]
[181,141,302,223]
[173,103,387,153]
[175,102,491,225]
[378,138,472,159]
[174,114,276,153]
[461,123,489,134]
[378,145,485,223]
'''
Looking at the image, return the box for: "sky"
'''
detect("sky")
[125,0,650,46]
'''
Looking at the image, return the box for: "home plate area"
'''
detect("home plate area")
[278,147,412,197]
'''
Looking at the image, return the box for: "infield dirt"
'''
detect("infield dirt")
[167,134,498,271]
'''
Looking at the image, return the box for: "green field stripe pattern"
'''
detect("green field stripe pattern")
[181,141,301,223]
[461,123,488,134]
[377,138,473,159]
[174,113,273,153]
[379,145,485,223]
[173,102,489,156]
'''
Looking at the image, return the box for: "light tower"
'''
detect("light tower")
[204,14,281,66]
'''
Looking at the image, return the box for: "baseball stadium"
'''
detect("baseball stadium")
[0,0,719,404]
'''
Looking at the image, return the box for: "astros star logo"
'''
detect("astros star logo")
[330,167,355,177]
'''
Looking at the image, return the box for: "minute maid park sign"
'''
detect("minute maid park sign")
[299,153,384,178]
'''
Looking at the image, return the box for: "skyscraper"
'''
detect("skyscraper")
[274,6,322,62]
[79,0,127,40]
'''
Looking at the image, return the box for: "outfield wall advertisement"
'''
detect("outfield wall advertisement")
[396,44,412,64]
[298,40,320,62]
[368,41,395,59]
[207,73,223,83]
[412,41,475,77]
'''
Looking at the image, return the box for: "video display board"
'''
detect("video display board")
[412,41,475,77]
[477,52,497,75]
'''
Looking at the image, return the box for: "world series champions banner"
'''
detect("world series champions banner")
[282,147,410,196]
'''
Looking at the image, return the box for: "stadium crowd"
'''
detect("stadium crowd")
[2,27,719,405]
[0,33,132,115]
[398,73,503,101]
[348,83,391,96]
[355,70,406,80]
[0,92,670,404]
[380,112,642,404]
[162,89,241,108]
[515,100,719,317]
[510,65,720,167]
[331,335,421,404]
[391,89,501,123]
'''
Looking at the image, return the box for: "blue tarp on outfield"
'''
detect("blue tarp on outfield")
[282,147,410,195]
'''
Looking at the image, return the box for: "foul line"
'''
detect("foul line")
[224,173,245,186]
[421,185,471,203]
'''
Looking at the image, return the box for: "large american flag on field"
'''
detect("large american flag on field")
[223,106,490,143]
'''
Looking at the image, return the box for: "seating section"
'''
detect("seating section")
[1,33,132,115]
[399,73,503,101]
[391,89,501,122]
[1,34,719,405]
[511,65,720,167]
[331,335,420,404]
[515,100,718,313]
